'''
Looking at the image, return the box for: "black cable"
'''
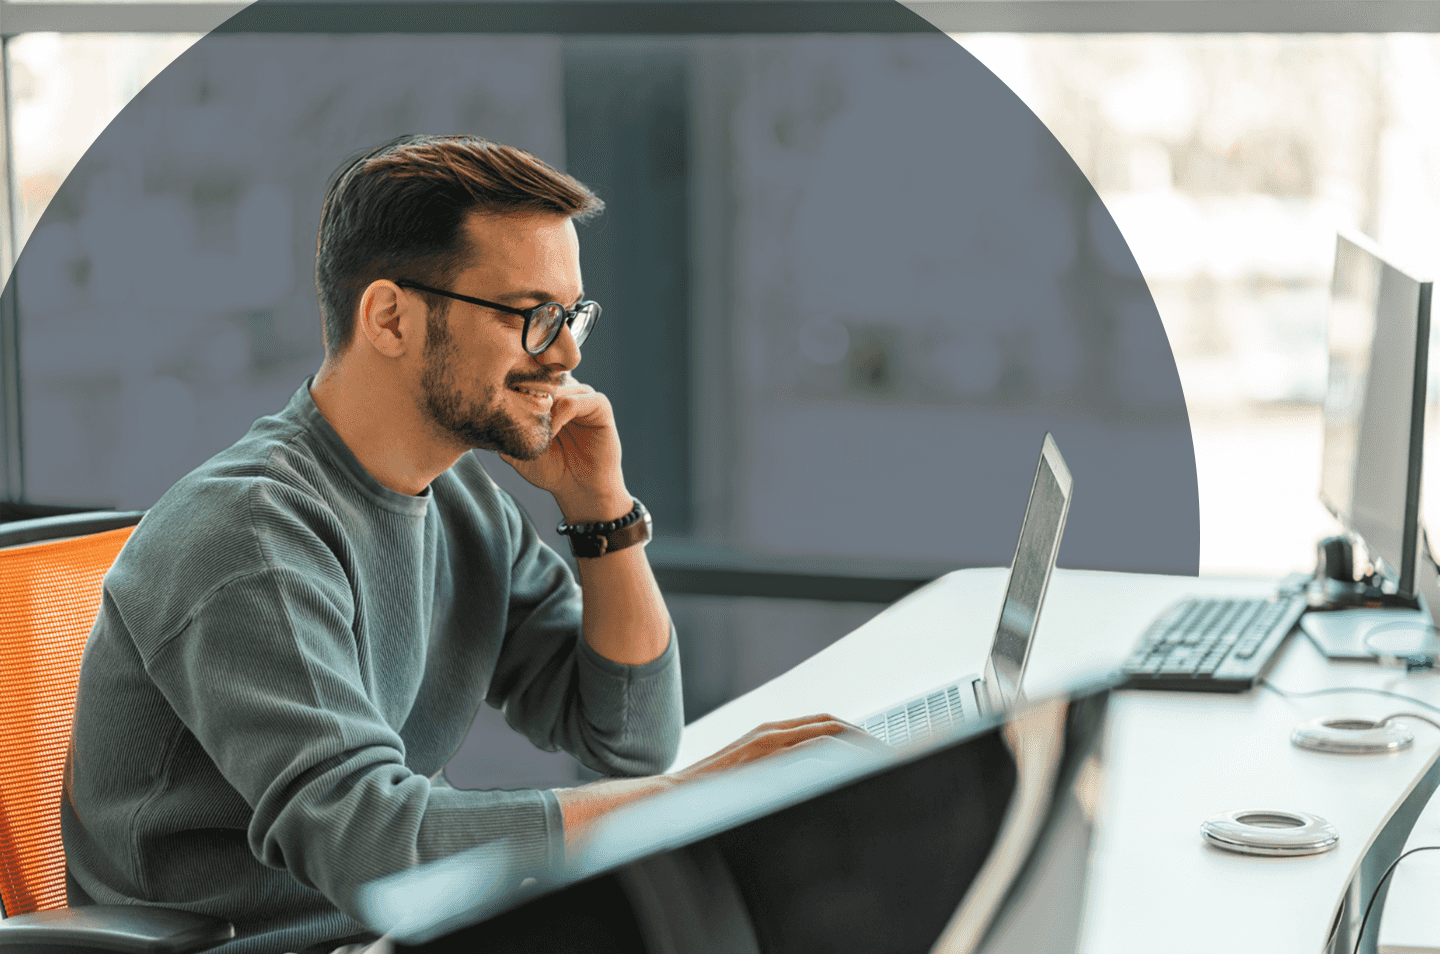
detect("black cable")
[1352,845,1440,954]
[1259,679,1440,718]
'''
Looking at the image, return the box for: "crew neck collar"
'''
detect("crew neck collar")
[289,377,432,517]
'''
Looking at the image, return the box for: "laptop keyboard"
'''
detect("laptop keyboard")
[862,684,968,746]
[1121,594,1307,693]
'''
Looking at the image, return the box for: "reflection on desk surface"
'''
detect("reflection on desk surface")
[361,682,1114,954]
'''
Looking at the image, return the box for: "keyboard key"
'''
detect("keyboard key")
[1234,637,1265,660]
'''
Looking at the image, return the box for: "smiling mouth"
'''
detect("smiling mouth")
[510,386,553,403]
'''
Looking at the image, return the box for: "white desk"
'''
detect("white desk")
[673,567,1440,953]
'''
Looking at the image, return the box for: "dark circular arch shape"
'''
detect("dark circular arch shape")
[7,1,1198,577]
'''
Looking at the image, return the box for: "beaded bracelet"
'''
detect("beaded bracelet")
[556,498,644,537]
[556,498,651,558]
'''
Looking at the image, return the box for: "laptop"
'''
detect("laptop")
[860,432,1073,746]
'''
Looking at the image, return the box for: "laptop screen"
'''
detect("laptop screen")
[982,433,1073,711]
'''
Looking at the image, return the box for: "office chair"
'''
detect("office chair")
[0,511,234,953]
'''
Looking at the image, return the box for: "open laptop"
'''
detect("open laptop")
[860,432,1073,746]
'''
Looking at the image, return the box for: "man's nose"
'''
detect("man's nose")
[535,322,581,372]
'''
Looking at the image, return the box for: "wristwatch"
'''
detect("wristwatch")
[556,498,652,558]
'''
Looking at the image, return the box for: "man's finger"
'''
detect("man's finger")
[834,724,894,755]
[549,393,599,434]
[750,713,848,733]
[550,391,612,433]
[741,719,853,756]
[784,733,885,762]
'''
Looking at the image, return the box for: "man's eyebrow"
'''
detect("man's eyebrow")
[491,288,587,307]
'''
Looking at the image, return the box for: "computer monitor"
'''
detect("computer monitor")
[1421,301,1440,581]
[1319,230,1433,601]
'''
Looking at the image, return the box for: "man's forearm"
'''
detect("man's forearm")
[573,543,671,665]
[531,377,671,666]
[553,774,677,852]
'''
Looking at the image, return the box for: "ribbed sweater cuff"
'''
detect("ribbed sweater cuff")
[418,785,565,875]
[574,625,678,678]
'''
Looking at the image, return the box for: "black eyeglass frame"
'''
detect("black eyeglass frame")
[394,278,601,356]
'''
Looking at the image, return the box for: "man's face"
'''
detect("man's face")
[418,212,584,460]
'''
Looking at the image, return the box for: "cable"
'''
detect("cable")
[1259,679,1440,718]
[1352,845,1440,954]
[1263,683,1440,953]
[1377,712,1440,733]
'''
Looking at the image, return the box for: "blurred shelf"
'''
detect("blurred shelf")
[647,537,956,602]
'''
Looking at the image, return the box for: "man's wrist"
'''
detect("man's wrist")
[555,774,678,853]
[555,488,633,525]
[558,498,651,559]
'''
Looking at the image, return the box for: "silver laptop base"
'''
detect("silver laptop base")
[861,678,985,747]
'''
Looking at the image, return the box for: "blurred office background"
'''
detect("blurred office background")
[5,2,1436,785]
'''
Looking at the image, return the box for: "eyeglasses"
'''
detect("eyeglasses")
[395,279,602,356]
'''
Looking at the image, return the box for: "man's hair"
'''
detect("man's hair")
[314,134,603,356]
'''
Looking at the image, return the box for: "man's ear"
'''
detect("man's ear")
[356,280,417,359]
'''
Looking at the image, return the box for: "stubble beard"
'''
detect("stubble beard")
[419,308,553,461]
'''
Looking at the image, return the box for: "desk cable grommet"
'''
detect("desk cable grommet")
[1200,809,1338,857]
[1291,716,1416,754]
[1291,710,1440,754]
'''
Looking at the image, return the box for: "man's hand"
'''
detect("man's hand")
[501,376,630,523]
[554,714,890,853]
[668,713,891,784]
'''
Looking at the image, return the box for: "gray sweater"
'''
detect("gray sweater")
[61,382,682,954]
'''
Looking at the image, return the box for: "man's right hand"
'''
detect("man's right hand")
[554,714,890,853]
[667,713,890,784]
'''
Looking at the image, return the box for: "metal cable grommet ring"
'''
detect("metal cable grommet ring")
[1291,716,1414,754]
[1200,809,1338,856]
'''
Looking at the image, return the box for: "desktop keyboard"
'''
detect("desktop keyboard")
[862,684,969,747]
[1121,595,1308,693]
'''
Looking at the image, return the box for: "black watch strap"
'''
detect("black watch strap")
[556,499,652,558]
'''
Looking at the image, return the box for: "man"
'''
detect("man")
[62,134,864,954]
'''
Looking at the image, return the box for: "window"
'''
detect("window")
[959,34,1440,573]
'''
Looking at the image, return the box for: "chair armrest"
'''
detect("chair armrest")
[0,906,234,954]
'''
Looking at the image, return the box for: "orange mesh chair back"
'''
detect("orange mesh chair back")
[0,524,136,917]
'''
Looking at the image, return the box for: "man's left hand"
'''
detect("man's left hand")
[501,376,630,521]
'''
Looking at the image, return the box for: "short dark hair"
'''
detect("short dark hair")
[314,134,603,356]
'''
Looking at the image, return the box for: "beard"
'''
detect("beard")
[419,309,555,461]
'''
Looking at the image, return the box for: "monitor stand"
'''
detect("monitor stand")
[1297,538,1431,660]
[1305,577,1422,613]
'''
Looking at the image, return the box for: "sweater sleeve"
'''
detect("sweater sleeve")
[138,552,563,922]
[484,493,684,778]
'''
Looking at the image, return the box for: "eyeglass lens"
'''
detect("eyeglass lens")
[525,303,599,354]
